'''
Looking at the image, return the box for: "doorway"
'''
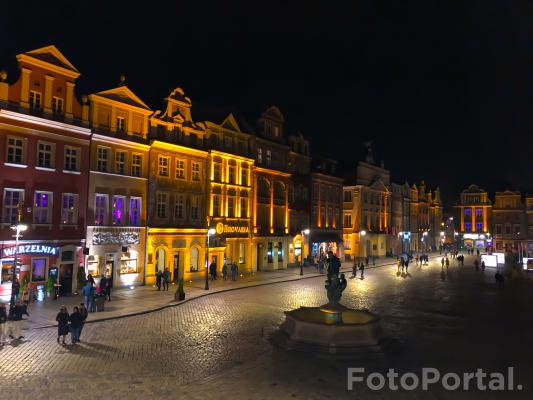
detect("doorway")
[256,244,262,271]
[105,254,115,288]
[59,264,73,295]
[173,252,180,283]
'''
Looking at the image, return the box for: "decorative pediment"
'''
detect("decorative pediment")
[262,105,284,122]
[221,113,241,133]
[93,86,151,111]
[369,179,389,192]
[17,45,80,78]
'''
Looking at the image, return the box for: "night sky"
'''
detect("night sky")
[2,0,533,208]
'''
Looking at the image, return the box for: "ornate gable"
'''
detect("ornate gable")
[93,86,151,112]
[17,45,80,78]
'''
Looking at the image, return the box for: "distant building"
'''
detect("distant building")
[454,184,492,250]
[492,190,525,254]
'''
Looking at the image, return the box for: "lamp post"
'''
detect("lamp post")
[360,230,367,261]
[205,227,216,290]
[300,228,310,276]
[9,204,27,318]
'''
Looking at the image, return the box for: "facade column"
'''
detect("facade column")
[483,206,488,232]
[111,107,117,131]
[20,67,31,108]
[65,81,75,119]
[44,75,54,113]
[269,179,274,234]
[253,173,258,233]
[127,110,133,134]
[471,206,475,232]
[460,206,464,232]
[284,180,289,234]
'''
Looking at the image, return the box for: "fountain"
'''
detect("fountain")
[272,252,386,355]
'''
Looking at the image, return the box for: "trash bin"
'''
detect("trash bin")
[96,295,105,312]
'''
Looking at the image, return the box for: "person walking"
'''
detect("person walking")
[99,274,107,296]
[155,270,162,291]
[481,260,486,272]
[8,299,29,340]
[209,261,217,281]
[445,257,449,268]
[231,262,237,281]
[441,257,445,268]
[405,258,409,273]
[78,303,88,341]
[82,280,93,310]
[87,274,95,287]
[105,277,112,301]
[351,263,357,279]
[69,306,83,344]
[0,303,8,344]
[359,262,365,279]
[222,263,228,280]
[163,268,171,291]
[56,305,70,345]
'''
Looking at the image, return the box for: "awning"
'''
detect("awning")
[309,231,343,244]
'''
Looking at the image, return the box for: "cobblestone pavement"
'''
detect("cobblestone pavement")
[1,256,532,399]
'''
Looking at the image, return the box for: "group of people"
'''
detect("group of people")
[351,262,365,279]
[155,268,172,291]
[0,300,30,344]
[209,261,239,281]
[397,257,411,273]
[55,303,88,345]
[81,274,112,312]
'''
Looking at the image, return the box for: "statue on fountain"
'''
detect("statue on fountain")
[324,251,347,307]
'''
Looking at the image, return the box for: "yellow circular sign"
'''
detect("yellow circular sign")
[216,222,224,235]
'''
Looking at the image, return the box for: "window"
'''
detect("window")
[241,168,248,186]
[213,195,220,217]
[344,213,352,228]
[475,222,483,233]
[64,146,79,171]
[131,153,142,177]
[175,159,185,179]
[158,156,169,177]
[116,116,125,132]
[240,197,248,218]
[120,255,138,274]
[97,147,109,172]
[157,192,168,218]
[31,258,47,282]
[495,224,502,235]
[34,192,52,224]
[52,96,63,114]
[94,194,108,225]
[191,195,200,220]
[190,247,199,272]
[192,162,201,181]
[465,222,472,233]
[174,194,185,219]
[29,90,41,109]
[228,197,234,217]
[213,162,221,181]
[464,209,472,217]
[228,166,235,184]
[129,197,141,226]
[278,242,283,262]
[266,150,272,166]
[273,126,279,137]
[344,190,352,202]
[6,137,25,164]
[61,193,78,224]
[239,242,245,264]
[114,150,127,175]
[112,196,125,225]
[224,136,233,149]
[505,225,511,234]
[258,148,263,164]
[267,242,273,263]
[37,142,54,168]
[2,189,24,224]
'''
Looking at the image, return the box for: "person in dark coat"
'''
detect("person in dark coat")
[0,303,8,344]
[231,263,237,281]
[104,277,112,301]
[163,268,171,291]
[155,271,162,291]
[87,274,95,286]
[99,275,107,293]
[56,305,70,345]
[78,303,88,341]
[209,262,217,280]
[69,306,83,344]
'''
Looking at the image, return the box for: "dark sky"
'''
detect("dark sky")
[2,0,533,208]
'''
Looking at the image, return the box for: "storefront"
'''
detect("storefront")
[86,227,145,288]
[308,230,343,260]
[253,235,290,271]
[461,233,491,250]
[212,219,253,274]
[0,242,83,300]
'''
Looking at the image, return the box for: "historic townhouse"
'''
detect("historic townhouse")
[0,46,90,296]
[85,80,152,288]
[410,182,443,252]
[492,190,524,254]
[525,196,533,259]
[455,184,492,250]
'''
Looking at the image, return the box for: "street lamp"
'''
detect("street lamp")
[205,227,216,290]
[300,228,310,276]
[9,221,28,317]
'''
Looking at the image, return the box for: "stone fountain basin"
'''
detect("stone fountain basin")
[278,306,384,352]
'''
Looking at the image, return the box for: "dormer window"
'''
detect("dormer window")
[273,126,279,137]
[29,91,42,110]
[116,116,126,132]
[52,96,63,114]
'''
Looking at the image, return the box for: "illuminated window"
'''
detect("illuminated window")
[266,150,271,166]
[191,195,200,220]
[120,255,138,274]
[112,196,125,225]
[31,258,47,282]
[6,136,25,164]
[129,197,141,226]
[228,197,235,217]
[116,116,126,132]
[97,147,109,172]
[175,194,185,219]
[239,242,245,264]
[228,166,235,184]
[29,90,41,109]
[241,167,248,186]
[213,162,221,181]
[344,190,352,202]
[192,162,201,181]
[37,141,54,168]
[2,189,24,224]
[158,156,169,177]
[131,153,142,177]
[34,191,52,224]
[64,146,79,171]
[176,159,185,179]
[213,195,220,217]
[344,214,352,228]
[464,209,472,217]
[61,193,78,224]
[278,242,283,262]
[258,148,263,164]
[267,242,273,263]
[465,222,472,232]
[94,194,108,225]
[157,192,168,218]
[240,196,248,218]
[115,150,127,174]
[52,97,63,114]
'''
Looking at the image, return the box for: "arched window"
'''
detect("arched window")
[190,247,199,272]
[156,248,165,273]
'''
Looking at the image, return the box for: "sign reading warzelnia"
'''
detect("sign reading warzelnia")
[215,222,249,235]
[2,245,59,258]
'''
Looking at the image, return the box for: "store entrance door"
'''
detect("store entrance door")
[105,254,115,288]
[173,252,180,283]
[59,264,73,295]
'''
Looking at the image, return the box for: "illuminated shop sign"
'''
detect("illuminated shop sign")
[2,244,59,258]
[215,222,249,235]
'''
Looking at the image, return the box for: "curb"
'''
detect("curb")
[30,255,440,330]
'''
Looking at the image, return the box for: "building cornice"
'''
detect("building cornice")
[92,134,150,150]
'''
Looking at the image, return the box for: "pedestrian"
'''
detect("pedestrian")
[0,303,8,344]
[351,263,357,279]
[397,258,401,272]
[82,280,93,310]
[481,261,485,272]
[209,261,217,280]
[99,274,107,294]
[87,273,95,286]
[415,255,419,266]
[495,270,505,287]
[222,263,228,280]
[445,257,449,268]
[56,305,70,344]
[8,299,28,340]
[405,258,409,273]
[156,270,162,291]
[441,257,445,268]
[105,277,112,301]
[231,262,238,281]
[359,262,365,278]
[78,303,88,341]
[163,268,171,291]
[474,259,479,271]
[69,306,83,344]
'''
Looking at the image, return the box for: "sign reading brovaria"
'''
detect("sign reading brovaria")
[215,221,249,235]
